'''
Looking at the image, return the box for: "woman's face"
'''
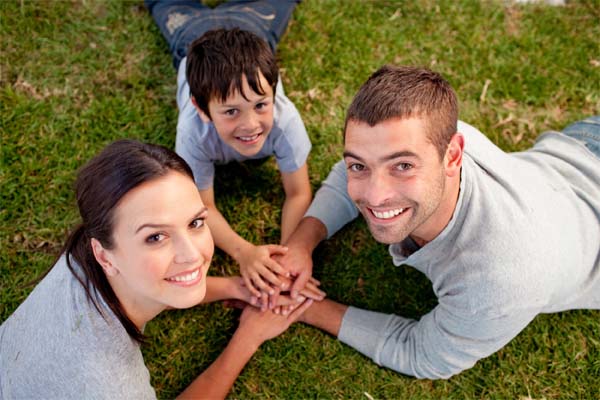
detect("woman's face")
[97,171,214,326]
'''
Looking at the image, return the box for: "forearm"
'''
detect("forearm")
[280,192,312,244]
[177,330,259,399]
[206,204,253,262]
[202,277,243,304]
[283,216,327,252]
[300,299,348,337]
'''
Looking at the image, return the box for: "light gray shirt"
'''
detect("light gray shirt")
[0,256,156,399]
[306,121,600,379]
[175,56,311,190]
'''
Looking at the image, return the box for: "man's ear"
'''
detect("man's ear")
[191,96,211,123]
[91,238,119,277]
[444,132,464,178]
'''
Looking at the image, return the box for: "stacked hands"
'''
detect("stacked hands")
[231,242,325,317]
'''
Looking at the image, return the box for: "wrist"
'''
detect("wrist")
[232,240,253,264]
[231,327,262,353]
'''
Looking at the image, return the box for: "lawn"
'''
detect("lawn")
[1,0,599,398]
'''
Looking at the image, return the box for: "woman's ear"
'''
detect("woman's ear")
[191,96,211,123]
[91,238,119,277]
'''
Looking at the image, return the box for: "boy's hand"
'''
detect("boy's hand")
[237,244,290,298]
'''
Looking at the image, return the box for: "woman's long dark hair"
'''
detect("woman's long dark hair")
[59,140,194,343]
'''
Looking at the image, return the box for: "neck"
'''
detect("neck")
[410,169,461,247]
[107,275,164,330]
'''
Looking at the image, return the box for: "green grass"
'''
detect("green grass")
[1,0,599,398]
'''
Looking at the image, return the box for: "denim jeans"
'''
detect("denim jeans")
[562,116,600,158]
[146,0,300,69]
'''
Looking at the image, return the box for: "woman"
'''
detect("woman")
[0,140,318,399]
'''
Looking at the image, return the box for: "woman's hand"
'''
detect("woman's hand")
[236,299,314,346]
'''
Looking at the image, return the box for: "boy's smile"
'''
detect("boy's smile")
[200,72,275,156]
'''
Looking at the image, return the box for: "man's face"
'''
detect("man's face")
[205,72,274,157]
[344,117,458,245]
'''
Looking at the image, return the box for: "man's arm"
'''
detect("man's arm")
[280,163,312,244]
[328,302,539,379]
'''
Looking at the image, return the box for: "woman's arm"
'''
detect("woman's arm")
[177,300,313,399]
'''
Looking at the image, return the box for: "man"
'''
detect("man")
[281,65,600,379]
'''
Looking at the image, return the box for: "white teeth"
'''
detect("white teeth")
[168,269,199,283]
[372,208,404,219]
[237,134,259,142]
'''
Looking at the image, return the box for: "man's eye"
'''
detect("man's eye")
[146,233,164,243]
[190,218,205,229]
[396,163,412,171]
[349,163,365,172]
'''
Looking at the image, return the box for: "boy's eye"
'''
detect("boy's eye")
[224,109,237,116]
[146,233,165,243]
[190,218,205,229]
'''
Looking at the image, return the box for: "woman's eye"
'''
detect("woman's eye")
[256,102,266,110]
[190,218,205,229]
[146,233,164,243]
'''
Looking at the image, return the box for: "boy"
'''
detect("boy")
[146,1,313,299]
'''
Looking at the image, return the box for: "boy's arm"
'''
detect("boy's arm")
[280,163,312,244]
[199,187,289,297]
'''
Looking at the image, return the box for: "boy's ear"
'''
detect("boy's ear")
[191,96,211,123]
[90,238,120,277]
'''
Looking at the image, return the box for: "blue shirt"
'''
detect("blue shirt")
[175,56,311,190]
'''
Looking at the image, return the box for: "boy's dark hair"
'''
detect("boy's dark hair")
[345,65,458,159]
[186,28,279,118]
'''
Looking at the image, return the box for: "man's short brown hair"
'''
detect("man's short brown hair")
[186,28,279,118]
[345,65,458,158]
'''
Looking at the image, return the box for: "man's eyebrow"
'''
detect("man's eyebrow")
[135,207,208,234]
[343,150,420,162]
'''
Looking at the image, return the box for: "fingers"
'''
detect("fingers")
[264,257,290,281]
[250,272,275,295]
[266,244,289,256]
[309,276,321,286]
[290,269,311,299]
[287,299,314,321]
[243,274,262,298]
[269,287,281,310]
[299,284,326,301]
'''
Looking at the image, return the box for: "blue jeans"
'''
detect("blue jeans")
[562,116,600,158]
[146,0,300,69]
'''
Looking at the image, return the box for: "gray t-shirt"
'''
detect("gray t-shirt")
[306,121,600,379]
[0,255,156,399]
[175,56,312,190]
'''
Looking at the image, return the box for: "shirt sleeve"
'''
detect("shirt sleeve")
[338,302,539,379]
[304,159,360,238]
[272,93,312,173]
[175,59,215,190]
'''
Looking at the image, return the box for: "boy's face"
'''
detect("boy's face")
[202,72,275,157]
